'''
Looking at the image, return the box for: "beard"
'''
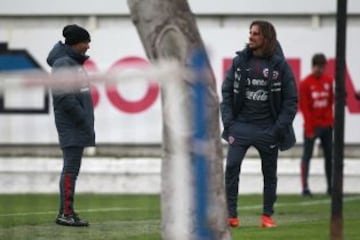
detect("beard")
[248,42,260,50]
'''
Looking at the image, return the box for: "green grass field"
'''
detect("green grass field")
[0,194,359,240]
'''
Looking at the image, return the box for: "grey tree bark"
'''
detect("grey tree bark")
[127,0,231,239]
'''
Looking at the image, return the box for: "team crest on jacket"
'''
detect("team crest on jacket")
[263,68,279,80]
[263,68,269,78]
[272,71,279,80]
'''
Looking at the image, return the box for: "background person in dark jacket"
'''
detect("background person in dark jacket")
[220,20,298,228]
[47,24,95,227]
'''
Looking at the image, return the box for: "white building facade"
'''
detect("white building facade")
[1,0,360,145]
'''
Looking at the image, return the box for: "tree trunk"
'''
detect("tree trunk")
[127,1,231,239]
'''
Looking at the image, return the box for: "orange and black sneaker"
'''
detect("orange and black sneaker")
[228,217,239,228]
[261,215,276,228]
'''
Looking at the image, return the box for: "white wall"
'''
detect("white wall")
[1,26,360,144]
[2,157,360,193]
[0,1,359,145]
[1,0,360,15]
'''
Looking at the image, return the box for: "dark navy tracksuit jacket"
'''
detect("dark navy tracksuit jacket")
[47,41,95,148]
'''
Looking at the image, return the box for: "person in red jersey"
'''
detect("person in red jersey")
[299,53,333,197]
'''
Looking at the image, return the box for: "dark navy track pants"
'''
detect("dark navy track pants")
[301,126,333,193]
[225,122,279,218]
[59,146,84,216]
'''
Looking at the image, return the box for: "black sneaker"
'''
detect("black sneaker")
[302,189,313,198]
[55,213,89,227]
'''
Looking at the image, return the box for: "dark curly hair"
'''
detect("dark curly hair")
[249,20,277,58]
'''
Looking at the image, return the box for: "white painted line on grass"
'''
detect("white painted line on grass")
[238,196,360,210]
[1,196,359,217]
[0,207,143,217]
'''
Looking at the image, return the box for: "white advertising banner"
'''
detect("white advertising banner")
[0,26,360,144]
[2,0,360,15]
